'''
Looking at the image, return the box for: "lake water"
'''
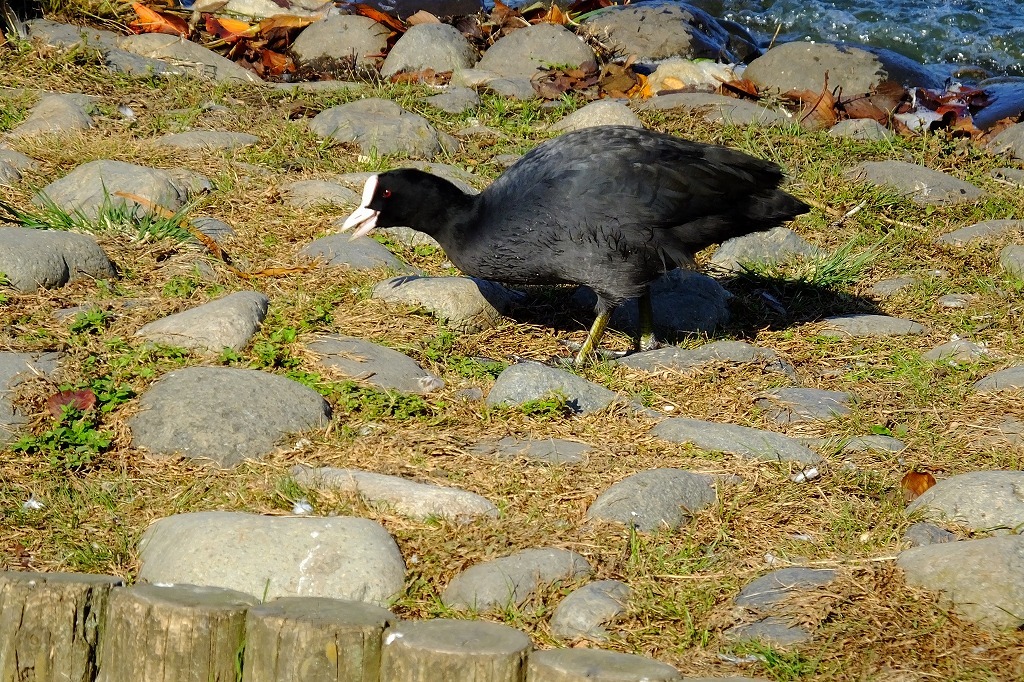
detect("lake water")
[689,0,1024,79]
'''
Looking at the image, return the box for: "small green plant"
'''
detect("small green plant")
[332,381,436,421]
[11,405,113,471]
[69,309,111,334]
[0,273,9,305]
[251,327,301,369]
[517,391,574,419]
[162,275,201,298]
[0,190,193,242]
[740,237,883,290]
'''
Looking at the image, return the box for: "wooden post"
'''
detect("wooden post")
[380,619,531,682]
[96,583,257,682]
[0,571,122,682]
[242,597,397,682]
[526,649,682,681]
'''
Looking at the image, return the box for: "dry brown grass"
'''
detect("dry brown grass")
[3,36,1024,680]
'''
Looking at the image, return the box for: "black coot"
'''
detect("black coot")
[342,125,808,364]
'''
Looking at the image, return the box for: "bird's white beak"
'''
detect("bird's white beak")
[340,175,380,240]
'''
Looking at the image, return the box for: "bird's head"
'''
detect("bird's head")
[340,169,467,240]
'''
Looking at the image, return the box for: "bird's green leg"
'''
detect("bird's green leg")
[637,291,657,352]
[573,310,611,366]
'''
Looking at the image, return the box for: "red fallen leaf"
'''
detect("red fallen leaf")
[720,78,759,99]
[205,15,255,43]
[261,49,295,76]
[129,3,190,38]
[353,4,406,33]
[901,470,936,502]
[46,389,97,418]
[841,95,892,124]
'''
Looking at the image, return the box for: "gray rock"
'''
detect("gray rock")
[372,275,514,334]
[153,130,259,151]
[744,42,940,96]
[309,98,451,159]
[0,147,36,183]
[138,511,405,606]
[481,77,538,100]
[841,435,905,453]
[129,366,330,467]
[191,216,234,244]
[617,340,792,376]
[735,567,839,612]
[937,293,972,309]
[105,48,185,77]
[903,522,958,547]
[292,465,497,522]
[380,23,477,78]
[377,226,442,250]
[869,276,916,297]
[0,227,117,292]
[726,616,812,646]
[486,362,618,416]
[924,338,989,362]
[467,436,591,465]
[477,24,595,78]
[586,468,717,531]
[990,167,1024,187]
[975,366,1024,392]
[549,579,631,641]
[381,619,530,675]
[442,547,592,611]
[527,648,680,680]
[710,227,824,272]
[639,92,789,126]
[301,234,411,272]
[936,219,1024,246]
[846,160,984,206]
[8,94,92,139]
[25,18,120,51]
[117,33,260,83]
[819,314,925,338]
[829,118,894,141]
[898,535,1024,630]
[307,334,443,394]
[650,418,822,465]
[994,418,1024,447]
[755,387,854,424]
[35,159,200,219]
[906,471,1024,533]
[574,269,733,337]
[291,15,389,67]
[270,80,362,94]
[282,179,360,209]
[1001,244,1024,278]
[583,3,738,62]
[425,86,480,114]
[134,291,269,353]
[549,101,642,132]
[1,351,60,445]
[987,122,1024,159]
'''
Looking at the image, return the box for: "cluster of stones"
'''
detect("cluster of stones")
[4,7,1024,673]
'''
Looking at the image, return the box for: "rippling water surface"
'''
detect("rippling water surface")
[689,0,1024,78]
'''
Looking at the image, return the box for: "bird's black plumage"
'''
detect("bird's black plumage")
[343,125,808,362]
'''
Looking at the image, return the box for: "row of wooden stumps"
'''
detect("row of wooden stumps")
[0,571,683,682]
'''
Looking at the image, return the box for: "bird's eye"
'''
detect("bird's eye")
[382,188,392,198]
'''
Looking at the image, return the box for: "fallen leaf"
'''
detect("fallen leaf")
[46,389,97,418]
[353,3,406,33]
[901,470,936,502]
[205,15,255,42]
[406,10,440,25]
[129,3,190,38]
[796,76,838,131]
[720,78,759,99]
[261,49,295,76]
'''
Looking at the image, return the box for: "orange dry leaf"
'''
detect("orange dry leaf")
[205,15,256,42]
[129,3,190,38]
[46,390,97,418]
[901,470,936,502]
[539,3,569,25]
[720,78,759,99]
[258,14,317,32]
[261,49,295,77]
[797,87,838,131]
[406,10,441,25]
[353,4,406,33]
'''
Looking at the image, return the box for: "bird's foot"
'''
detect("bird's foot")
[557,340,628,367]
